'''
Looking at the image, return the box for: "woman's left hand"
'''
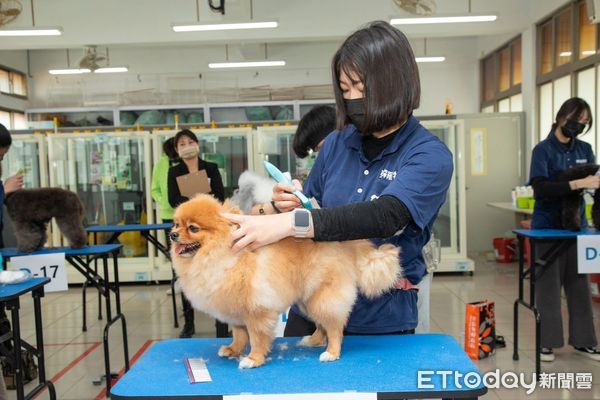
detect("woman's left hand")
[221,212,293,253]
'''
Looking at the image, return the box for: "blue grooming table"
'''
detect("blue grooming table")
[0,245,128,397]
[512,228,600,378]
[85,223,184,329]
[0,277,55,400]
[111,334,487,399]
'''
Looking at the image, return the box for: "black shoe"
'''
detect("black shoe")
[574,346,600,361]
[179,324,195,338]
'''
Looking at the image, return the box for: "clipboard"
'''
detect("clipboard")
[176,170,211,198]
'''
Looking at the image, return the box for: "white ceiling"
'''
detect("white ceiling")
[0,0,559,51]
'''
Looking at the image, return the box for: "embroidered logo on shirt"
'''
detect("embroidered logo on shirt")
[576,159,588,164]
[379,169,397,181]
[370,194,379,201]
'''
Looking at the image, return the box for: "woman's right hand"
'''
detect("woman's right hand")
[4,173,24,194]
[575,175,600,190]
[272,180,303,212]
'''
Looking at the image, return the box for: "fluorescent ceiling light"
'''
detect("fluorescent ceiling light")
[48,68,91,75]
[173,21,278,32]
[415,56,445,63]
[94,67,128,73]
[0,28,62,36]
[391,15,497,25]
[208,60,286,69]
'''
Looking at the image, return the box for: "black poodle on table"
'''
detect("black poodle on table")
[557,164,600,231]
[5,188,87,253]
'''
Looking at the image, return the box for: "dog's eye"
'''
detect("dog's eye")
[174,223,179,228]
[188,225,199,233]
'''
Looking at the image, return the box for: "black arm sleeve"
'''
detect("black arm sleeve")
[167,167,189,208]
[310,195,413,241]
[207,164,225,202]
[531,176,572,198]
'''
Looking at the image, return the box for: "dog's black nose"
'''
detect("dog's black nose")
[170,232,179,242]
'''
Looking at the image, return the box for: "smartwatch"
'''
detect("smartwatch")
[292,209,311,238]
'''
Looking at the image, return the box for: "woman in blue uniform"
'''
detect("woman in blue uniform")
[529,97,600,362]
[224,21,453,336]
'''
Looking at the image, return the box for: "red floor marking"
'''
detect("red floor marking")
[33,341,102,400]
[44,341,103,347]
[94,339,159,400]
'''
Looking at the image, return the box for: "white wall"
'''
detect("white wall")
[23,36,479,115]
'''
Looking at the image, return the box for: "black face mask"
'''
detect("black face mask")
[562,119,586,139]
[344,98,366,132]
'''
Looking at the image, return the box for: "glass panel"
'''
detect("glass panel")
[0,110,10,128]
[481,105,494,113]
[579,1,597,59]
[539,82,553,141]
[49,133,150,257]
[498,98,510,113]
[540,21,553,74]
[256,126,299,180]
[10,72,26,96]
[553,75,571,121]
[499,47,510,92]
[211,105,293,123]
[555,8,573,66]
[511,38,522,86]
[483,55,496,102]
[0,69,9,93]
[3,136,42,189]
[12,112,26,129]
[422,123,458,253]
[30,111,115,127]
[119,109,204,126]
[577,68,596,152]
[510,93,523,112]
[300,103,335,118]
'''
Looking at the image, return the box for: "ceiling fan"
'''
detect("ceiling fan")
[78,46,107,71]
[0,0,22,27]
[393,0,437,15]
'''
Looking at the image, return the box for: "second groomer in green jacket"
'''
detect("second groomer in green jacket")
[151,137,179,223]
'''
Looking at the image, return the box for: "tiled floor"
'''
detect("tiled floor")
[5,257,600,399]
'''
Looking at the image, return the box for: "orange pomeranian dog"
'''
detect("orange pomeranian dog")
[170,194,401,369]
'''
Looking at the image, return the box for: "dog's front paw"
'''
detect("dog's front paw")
[218,345,242,358]
[238,356,260,369]
[319,351,339,362]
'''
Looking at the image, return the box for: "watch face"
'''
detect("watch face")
[294,210,310,228]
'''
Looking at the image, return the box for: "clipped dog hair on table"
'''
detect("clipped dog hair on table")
[5,188,87,252]
[557,164,600,231]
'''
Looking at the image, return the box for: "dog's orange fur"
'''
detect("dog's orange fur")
[171,194,401,368]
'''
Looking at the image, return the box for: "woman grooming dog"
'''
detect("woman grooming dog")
[529,97,600,362]
[223,21,453,337]
[167,129,225,338]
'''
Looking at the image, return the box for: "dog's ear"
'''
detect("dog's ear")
[222,199,241,214]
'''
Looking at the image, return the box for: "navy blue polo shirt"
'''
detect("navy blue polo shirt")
[299,115,454,333]
[529,131,595,229]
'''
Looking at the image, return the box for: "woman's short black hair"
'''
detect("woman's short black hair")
[553,97,594,133]
[332,20,420,135]
[0,123,12,149]
[162,137,179,160]
[174,129,199,147]
[293,106,336,158]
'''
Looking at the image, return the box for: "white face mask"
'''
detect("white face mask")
[179,145,199,160]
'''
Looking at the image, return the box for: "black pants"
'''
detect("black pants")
[283,310,415,337]
[535,239,597,348]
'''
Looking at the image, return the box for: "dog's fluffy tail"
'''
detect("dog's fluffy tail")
[354,241,401,298]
